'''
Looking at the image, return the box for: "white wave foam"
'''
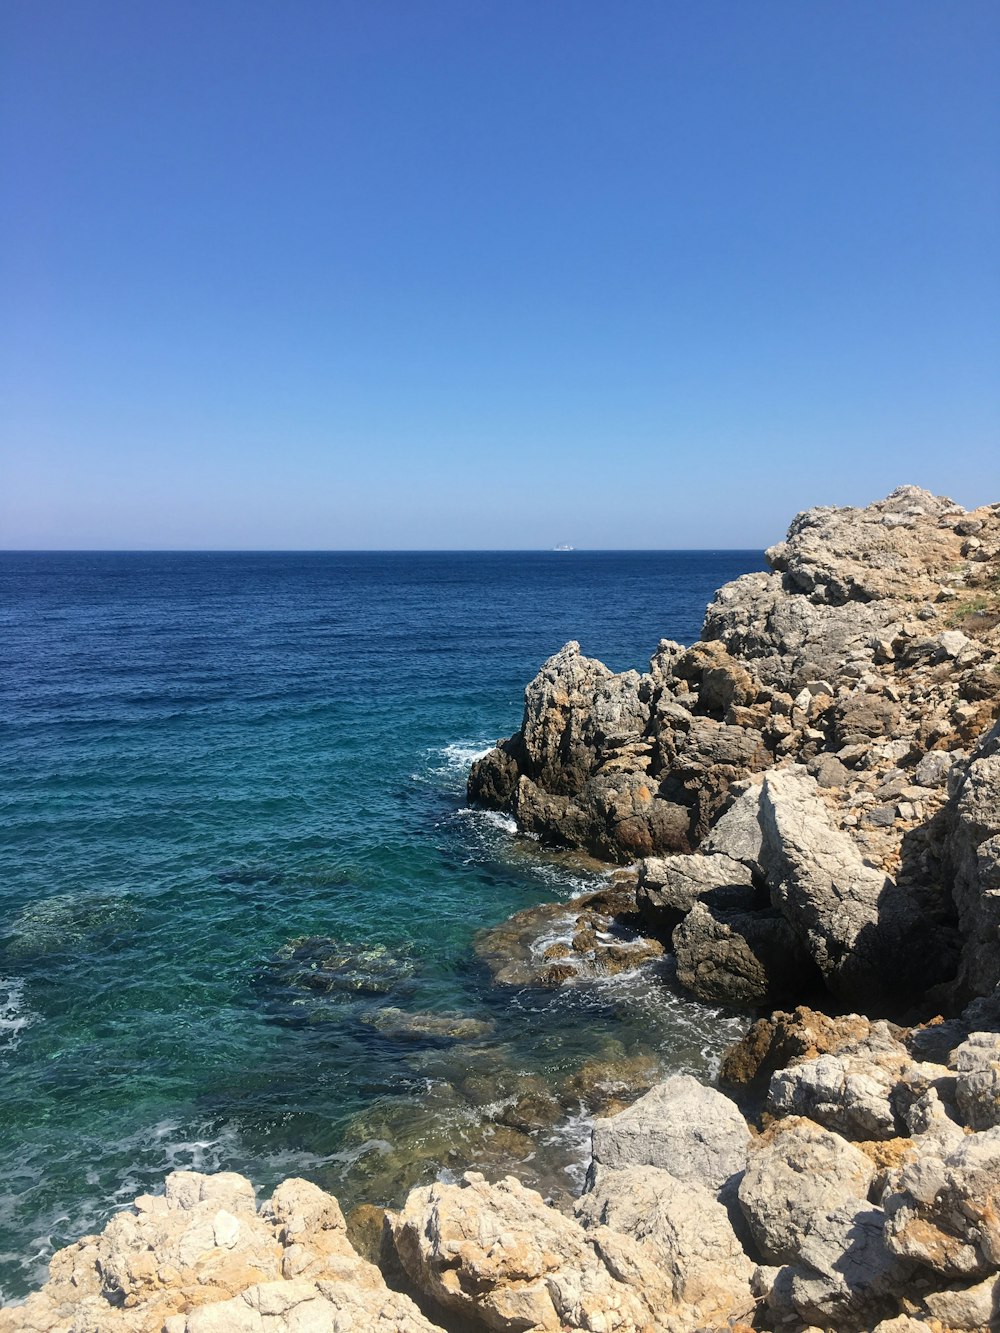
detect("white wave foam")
[438,741,494,769]
[454,807,519,835]
[540,1110,595,1192]
[0,978,33,1059]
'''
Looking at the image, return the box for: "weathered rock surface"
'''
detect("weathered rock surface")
[767,1021,912,1140]
[719,1005,879,1090]
[672,898,817,1008]
[575,1165,755,1323]
[473,872,666,988]
[764,1198,915,1331]
[590,1074,750,1196]
[700,781,766,874]
[884,1127,1000,1279]
[759,766,939,1009]
[635,851,754,934]
[738,1116,875,1264]
[948,720,1000,999]
[0,1172,442,1333]
[951,1030,1000,1130]
[391,1171,673,1332]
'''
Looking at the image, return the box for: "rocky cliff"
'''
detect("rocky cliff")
[470,486,1000,1013]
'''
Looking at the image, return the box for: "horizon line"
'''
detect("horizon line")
[0,546,767,556]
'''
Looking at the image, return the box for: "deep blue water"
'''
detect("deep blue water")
[0,550,764,1301]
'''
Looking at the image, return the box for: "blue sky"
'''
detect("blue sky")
[2,1,998,549]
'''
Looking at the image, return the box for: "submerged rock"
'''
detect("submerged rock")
[254,935,418,1003]
[360,1006,495,1043]
[473,875,666,987]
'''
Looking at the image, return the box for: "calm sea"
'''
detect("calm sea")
[0,549,763,1300]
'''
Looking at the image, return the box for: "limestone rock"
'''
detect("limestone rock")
[701,782,765,873]
[590,1074,750,1195]
[719,1006,878,1091]
[883,1126,1000,1278]
[390,1171,673,1332]
[766,1199,915,1331]
[948,721,1000,997]
[766,1022,911,1140]
[168,1278,442,1332]
[921,1273,1000,1329]
[635,851,754,934]
[737,1116,876,1264]
[759,767,936,1008]
[0,1172,442,1333]
[575,1165,755,1325]
[951,1030,1000,1130]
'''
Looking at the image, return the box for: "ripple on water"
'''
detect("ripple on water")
[0,550,767,1302]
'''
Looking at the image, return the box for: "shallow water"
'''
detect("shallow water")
[0,550,763,1300]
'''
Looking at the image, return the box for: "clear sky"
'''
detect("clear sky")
[2,1,998,549]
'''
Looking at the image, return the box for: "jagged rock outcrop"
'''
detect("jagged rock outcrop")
[0,1172,442,1333]
[759,767,941,1009]
[472,488,1000,862]
[471,486,1000,1013]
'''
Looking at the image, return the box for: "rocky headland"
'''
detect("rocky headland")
[7,486,1000,1332]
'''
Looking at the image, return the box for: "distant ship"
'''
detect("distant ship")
[552,544,575,552]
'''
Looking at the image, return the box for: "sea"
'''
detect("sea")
[0,549,765,1302]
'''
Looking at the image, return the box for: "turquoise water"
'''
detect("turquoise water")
[0,550,763,1300]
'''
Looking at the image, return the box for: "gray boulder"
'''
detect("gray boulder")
[767,1200,915,1332]
[738,1116,875,1264]
[636,852,753,933]
[701,782,766,874]
[948,721,1000,997]
[922,1274,1000,1329]
[767,1022,911,1140]
[575,1165,755,1323]
[590,1074,750,1196]
[760,767,934,1008]
[951,1031,1000,1130]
